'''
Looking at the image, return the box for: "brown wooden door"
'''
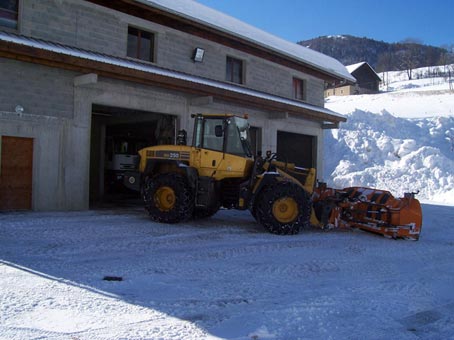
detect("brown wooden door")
[0,136,34,210]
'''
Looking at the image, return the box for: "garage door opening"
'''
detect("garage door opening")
[90,105,176,206]
[276,131,316,168]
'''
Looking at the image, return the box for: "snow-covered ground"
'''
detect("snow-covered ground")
[381,65,454,89]
[325,71,454,204]
[1,205,454,340]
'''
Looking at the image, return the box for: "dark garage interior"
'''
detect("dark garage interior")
[276,131,316,168]
[89,104,176,205]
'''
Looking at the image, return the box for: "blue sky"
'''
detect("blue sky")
[196,0,454,48]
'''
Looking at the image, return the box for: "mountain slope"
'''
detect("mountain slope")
[299,35,450,72]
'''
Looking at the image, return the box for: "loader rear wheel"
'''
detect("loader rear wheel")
[256,182,310,235]
[143,173,194,223]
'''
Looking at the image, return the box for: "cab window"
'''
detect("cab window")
[225,120,244,155]
[202,118,224,152]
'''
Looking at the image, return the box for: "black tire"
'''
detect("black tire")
[143,173,194,223]
[255,182,311,235]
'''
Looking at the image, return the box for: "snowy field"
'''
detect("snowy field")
[1,205,454,340]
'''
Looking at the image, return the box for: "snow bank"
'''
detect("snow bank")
[325,77,454,204]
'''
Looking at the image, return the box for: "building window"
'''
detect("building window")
[127,26,155,62]
[226,56,243,84]
[293,78,306,101]
[0,0,18,29]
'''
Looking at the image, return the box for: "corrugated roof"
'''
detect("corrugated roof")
[136,0,356,83]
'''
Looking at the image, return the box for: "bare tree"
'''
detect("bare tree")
[398,38,422,80]
[399,48,418,80]
[448,66,454,92]
[376,52,393,90]
[440,45,454,91]
[401,37,424,45]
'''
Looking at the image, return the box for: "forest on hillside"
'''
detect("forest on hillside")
[299,35,454,79]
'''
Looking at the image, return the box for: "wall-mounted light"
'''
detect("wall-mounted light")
[193,47,205,62]
[15,105,24,114]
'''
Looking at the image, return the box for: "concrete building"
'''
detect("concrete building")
[325,62,381,97]
[0,0,354,211]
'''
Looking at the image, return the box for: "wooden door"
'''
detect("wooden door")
[0,136,34,210]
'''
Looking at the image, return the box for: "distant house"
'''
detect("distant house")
[325,62,381,96]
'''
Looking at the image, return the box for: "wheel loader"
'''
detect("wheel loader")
[124,113,422,239]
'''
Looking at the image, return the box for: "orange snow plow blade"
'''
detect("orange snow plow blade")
[312,185,422,240]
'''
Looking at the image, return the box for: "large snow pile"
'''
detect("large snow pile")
[325,68,454,204]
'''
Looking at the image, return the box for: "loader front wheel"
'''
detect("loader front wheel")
[143,173,194,223]
[256,182,310,235]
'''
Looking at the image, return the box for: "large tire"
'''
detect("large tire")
[255,182,311,235]
[143,173,194,223]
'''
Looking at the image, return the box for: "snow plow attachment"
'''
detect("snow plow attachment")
[312,185,422,240]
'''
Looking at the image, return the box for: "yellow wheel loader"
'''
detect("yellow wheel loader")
[124,113,315,235]
[124,113,422,239]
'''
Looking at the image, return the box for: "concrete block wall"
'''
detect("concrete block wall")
[17,0,326,107]
[160,29,326,106]
[0,57,88,210]
[0,58,75,117]
[0,58,193,210]
[0,109,89,211]
[20,0,125,56]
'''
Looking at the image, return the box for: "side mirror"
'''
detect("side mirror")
[215,125,223,137]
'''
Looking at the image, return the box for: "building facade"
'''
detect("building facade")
[0,0,353,211]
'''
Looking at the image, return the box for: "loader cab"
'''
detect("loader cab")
[192,114,253,158]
